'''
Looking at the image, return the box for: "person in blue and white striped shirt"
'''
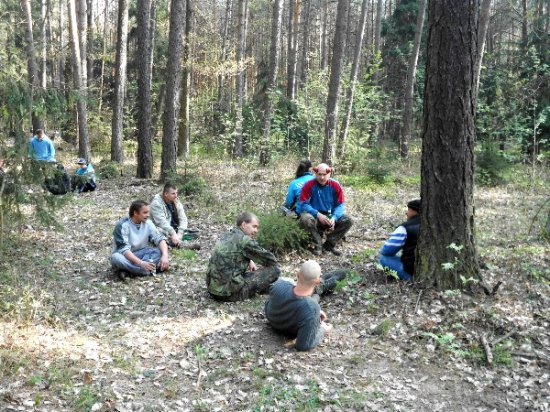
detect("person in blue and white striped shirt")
[379,199,421,280]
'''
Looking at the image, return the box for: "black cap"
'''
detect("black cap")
[407,199,421,212]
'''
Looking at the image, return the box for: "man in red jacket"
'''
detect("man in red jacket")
[297,163,353,256]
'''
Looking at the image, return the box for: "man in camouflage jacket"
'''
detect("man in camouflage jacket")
[207,212,281,302]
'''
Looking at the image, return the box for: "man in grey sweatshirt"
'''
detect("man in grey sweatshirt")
[111,200,170,279]
[264,260,347,351]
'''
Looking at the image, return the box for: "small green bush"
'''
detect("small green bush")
[256,212,309,255]
[165,172,206,197]
[476,141,510,186]
[96,160,120,179]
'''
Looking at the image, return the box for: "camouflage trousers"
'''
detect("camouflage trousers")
[314,268,350,296]
[299,213,353,251]
[210,266,281,302]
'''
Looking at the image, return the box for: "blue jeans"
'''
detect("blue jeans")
[111,247,161,276]
[379,255,413,280]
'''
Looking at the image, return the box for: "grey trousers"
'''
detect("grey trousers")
[299,213,353,249]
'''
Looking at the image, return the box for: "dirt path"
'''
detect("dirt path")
[1,163,549,411]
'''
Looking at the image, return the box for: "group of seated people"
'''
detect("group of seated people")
[28,129,96,194]
[109,161,421,351]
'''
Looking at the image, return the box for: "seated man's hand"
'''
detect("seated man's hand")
[317,213,331,227]
[159,255,170,271]
[321,321,333,333]
[170,233,182,246]
[248,260,258,271]
[320,310,328,322]
[140,260,156,272]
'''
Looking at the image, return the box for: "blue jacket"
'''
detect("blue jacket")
[29,135,56,162]
[284,173,315,209]
[297,178,346,220]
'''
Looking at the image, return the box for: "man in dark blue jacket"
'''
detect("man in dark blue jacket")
[379,199,421,280]
[297,163,353,256]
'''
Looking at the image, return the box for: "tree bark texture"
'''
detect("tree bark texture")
[136,0,155,178]
[160,0,186,179]
[259,0,284,165]
[399,0,427,159]
[320,0,329,70]
[233,0,247,158]
[415,0,480,290]
[40,0,47,89]
[111,0,129,163]
[20,0,44,132]
[178,0,192,159]
[68,0,91,160]
[337,0,368,157]
[322,0,350,164]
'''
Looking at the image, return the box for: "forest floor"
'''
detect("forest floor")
[0,155,549,412]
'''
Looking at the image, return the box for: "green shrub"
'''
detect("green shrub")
[476,141,510,186]
[165,172,206,197]
[256,212,309,255]
[96,160,120,179]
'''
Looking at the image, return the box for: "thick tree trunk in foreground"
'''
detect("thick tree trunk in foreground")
[111,0,129,163]
[399,0,427,159]
[136,0,155,178]
[415,0,480,290]
[160,0,186,180]
[322,0,350,164]
[337,0,368,157]
[259,0,283,165]
[68,0,91,160]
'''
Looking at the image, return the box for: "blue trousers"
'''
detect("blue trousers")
[111,247,161,276]
[379,255,413,280]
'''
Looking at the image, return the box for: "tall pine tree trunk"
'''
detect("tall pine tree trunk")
[286,0,300,100]
[259,0,284,165]
[178,0,193,159]
[68,0,91,160]
[415,0,480,290]
[160,0,186,180]
[216,0,232,113]
[233,0,247,158]
[297,0,311,91]
[77,0,87,87]
[57,0,66,93]
[40,0,47,89]
[372,0,383,80]
[399,0,427,159]
[320,0,328,70]
[136,0,155,178]
[322,0,350,164]
[473,0,492,104]
[98,0,110,113]
[86,0,93,87]
[337,0,368,157]
[20,0,44,132]
[111,0,129,163]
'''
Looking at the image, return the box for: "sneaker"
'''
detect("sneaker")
[113,268,129,282]
[312,247,322,256]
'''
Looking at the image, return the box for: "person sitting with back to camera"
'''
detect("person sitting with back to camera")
[281,160,315,217]
[297,163,353,256]
[265,260,348,351]
[379,199,421,280]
